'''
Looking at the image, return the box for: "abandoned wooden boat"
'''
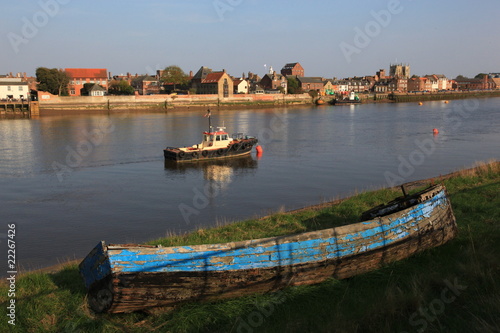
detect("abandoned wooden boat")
[79,184,457,313]
[164,125,258,162]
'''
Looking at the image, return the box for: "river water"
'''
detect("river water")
[0,98,499,272]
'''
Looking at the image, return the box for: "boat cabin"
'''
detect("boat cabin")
[190,126,234,150]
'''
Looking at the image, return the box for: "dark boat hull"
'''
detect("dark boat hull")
[80,185,457,313]
[164,138,258,162]
[329,99,362,105]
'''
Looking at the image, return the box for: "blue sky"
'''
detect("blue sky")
[1,0,499,79]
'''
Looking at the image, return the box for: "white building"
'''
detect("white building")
[233,79,249,94]
[0,78,29,100]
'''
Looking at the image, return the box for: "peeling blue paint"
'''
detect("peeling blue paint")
[81,189,449,278]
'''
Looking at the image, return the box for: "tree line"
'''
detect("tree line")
[35,65,189,96]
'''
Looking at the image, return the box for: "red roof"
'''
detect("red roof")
[65,68,108,79]
[202,72,224,83]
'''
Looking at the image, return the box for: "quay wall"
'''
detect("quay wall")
[38,93,313,113]
[390,90,500,103]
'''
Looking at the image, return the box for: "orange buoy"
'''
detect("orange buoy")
[444,100,449,104]
[418,102,423,106]
[433,128,439,134]
[256,145,263,154]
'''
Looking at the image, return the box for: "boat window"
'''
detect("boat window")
[222,134,228,140]
[204,135,210,141]
[216,135,221,141]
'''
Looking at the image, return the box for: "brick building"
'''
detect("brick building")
[281,62,304,77]
[66,68,108,96]
[260,72,287,92]
[297,77,324,92]
[196,71,233,98]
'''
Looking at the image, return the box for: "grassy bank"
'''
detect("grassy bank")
[1,162,498,332]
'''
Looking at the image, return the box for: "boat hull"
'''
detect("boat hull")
[330,99,362,105]
[79,185,457,313]
[164,138,258,162]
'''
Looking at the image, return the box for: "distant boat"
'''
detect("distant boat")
[79,184,457,313]
[330,91,361,105]
[164,110,258,162]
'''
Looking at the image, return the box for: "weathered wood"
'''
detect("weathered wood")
[79,184,457,313]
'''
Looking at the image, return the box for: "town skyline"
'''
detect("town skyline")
[2,0,499,79]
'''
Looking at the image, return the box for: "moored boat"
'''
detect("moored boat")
[330,91,362,105]
[164,126,258,162]
[79,184,457,313]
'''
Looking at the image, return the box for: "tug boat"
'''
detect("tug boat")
[164,125,258,162]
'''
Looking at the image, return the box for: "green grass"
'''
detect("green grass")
[1,162,498,332]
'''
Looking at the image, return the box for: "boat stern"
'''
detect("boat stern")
[79,241,112,290]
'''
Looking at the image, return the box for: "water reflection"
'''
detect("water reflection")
[164,155,258,186]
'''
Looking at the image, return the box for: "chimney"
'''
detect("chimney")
[189,70,193,77]
[223,69,226,73]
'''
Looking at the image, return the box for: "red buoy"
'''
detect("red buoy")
[433,128,439,134]
[256,145,263,154]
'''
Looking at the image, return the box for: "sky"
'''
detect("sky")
[1,0,499,79]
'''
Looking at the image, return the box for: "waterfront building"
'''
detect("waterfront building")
[195,69,234,98]
[0,77,29,100]
[260,71,287,93]
[233,79,249,94]
[131,75,160,95]
[66,68,108,96]
[453,75,492,90]
[296,77,324,93]
[88,84,106,96]
[280,62,304,77]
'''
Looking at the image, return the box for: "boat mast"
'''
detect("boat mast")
[205,108,212,132]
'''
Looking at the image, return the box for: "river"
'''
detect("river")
[0,98,499,272]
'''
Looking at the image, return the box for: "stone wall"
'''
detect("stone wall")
[38,93,312,110]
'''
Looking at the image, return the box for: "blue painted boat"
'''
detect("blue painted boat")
[79,184,457,313]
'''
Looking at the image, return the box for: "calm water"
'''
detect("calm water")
[1,98,499,272]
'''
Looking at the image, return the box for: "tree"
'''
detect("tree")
[161,65,188,91]
[36,67,70,95]
[411,75,420,79]
[455,75,467,80]
[308,90,319,99]
[474,73,488,79]
[287,77,302,94]
[108,80,135,95]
